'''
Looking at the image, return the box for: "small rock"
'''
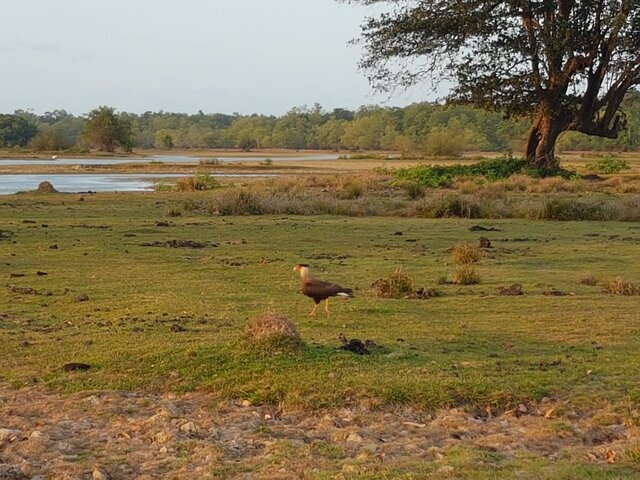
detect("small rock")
[346,432,363,443]
[49,244,59,250]
[76,293,90,302]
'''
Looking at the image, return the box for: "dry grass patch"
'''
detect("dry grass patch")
[603,277,639,296]
[453,265,481,285]
[579,274,599,286]
[371,267,415,299]
[451,242,482,265]
[244,312,302,354]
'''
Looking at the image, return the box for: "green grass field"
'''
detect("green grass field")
[2,192,639,408]
[1,189,640,478]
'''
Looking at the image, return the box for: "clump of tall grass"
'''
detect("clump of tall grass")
[536,198,612,221]
[411,193,486,218]
[371,267,415,299]
[175,173,221,192]
[453,265,481,285]
[211,190,265,215]
[451,242,482,265]
[602,277,639,296]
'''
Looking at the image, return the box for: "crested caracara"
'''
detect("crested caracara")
[294,264,353,316]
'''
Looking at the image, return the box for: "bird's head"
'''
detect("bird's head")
[293,263,310,278]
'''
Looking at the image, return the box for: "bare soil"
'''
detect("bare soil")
[0,384,637,479]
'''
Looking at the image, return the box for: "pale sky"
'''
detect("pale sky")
[0,0,435,116]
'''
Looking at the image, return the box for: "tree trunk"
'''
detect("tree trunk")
[525,111,567,173]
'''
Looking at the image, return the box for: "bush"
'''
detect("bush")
[175,173,221,192]
[586,156,630,174]
[394,157,533,188]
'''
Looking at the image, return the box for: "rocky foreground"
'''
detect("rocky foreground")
[0,384,637,479]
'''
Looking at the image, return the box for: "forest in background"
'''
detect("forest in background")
[1,90,639,155]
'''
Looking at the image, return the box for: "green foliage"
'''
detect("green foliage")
[174,173,221,192]
[586,156,631,174]
[83,106,133,152]
[394,157,532,187]
[0,114,38,147]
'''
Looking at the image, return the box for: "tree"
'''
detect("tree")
[83,106,132,152]
[346,0,640,171]
[0,114,38,148]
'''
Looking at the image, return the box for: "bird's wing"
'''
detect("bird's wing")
[304,278,351,297]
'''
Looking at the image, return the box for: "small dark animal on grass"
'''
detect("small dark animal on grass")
[294,264,353,316]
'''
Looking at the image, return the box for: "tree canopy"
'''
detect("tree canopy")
[346,0,640,171]
[83,106,133,152]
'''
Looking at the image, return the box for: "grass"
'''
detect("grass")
[1,192,639,409]
[1,189,640,477]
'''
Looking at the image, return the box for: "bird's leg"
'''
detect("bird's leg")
[309,303,318,316]
[324,298,330,315]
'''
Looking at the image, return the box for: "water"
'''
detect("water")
[0,173,272,195]
[0,153,339,166]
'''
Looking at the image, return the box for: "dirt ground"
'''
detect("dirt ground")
[0,384,638,479]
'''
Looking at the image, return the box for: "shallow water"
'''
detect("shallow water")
[0,173,271,194]
[0,153,339,166]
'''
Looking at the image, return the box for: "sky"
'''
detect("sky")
[0,0,437,116]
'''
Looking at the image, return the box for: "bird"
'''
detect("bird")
[293,264,353,316]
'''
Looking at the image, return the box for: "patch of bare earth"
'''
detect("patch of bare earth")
[0,383,637,479]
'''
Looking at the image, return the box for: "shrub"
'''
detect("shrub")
[451,242,482,265]
[393,157,532,188]
[244,313,302,354]
[453,265,480,285]
[175,173,221,192]
[586,156,630,174]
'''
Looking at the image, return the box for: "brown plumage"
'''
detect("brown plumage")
[294,264,353,316]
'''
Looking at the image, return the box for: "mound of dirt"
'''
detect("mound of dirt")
[36,181,59,193]
[245,312,302,353]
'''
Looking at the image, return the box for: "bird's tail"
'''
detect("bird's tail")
[337,288,354,298]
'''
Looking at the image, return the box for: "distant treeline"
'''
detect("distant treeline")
[2,91,640,154]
